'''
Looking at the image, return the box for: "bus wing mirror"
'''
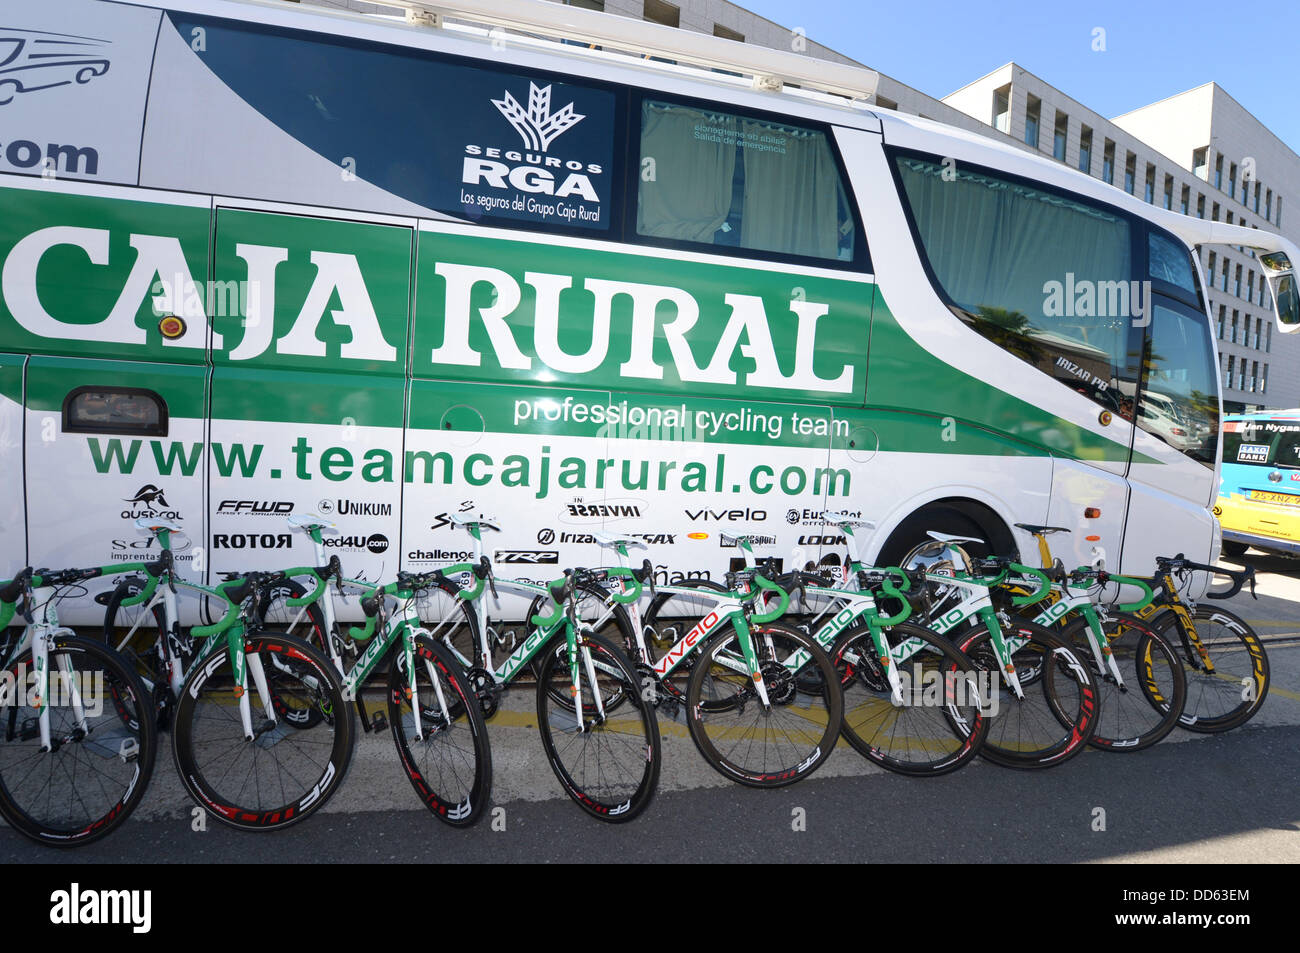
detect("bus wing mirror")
[1261,252,1300,331]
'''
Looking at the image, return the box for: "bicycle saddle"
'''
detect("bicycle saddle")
[1014,523,1072,536]
[822,511,876,529]
[926,531,984,546]
[287,513,337,530]
[134,516,183,534]
[593,531,644,548]
[450,513,500,531]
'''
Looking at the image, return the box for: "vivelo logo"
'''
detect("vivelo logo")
[492,82,584,152]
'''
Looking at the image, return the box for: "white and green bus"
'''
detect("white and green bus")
[4,0,1299,624]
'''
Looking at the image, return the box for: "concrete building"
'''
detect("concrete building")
[289,0,1296,411]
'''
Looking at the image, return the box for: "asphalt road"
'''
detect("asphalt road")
[3,550,1298,864]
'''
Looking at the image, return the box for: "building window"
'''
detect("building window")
[1225,355,1234,389]
[1266,189,1273,221]
[875,95,898,111]
[643,0,680,27]
[1248,272,1255,308]
[1102,140,1115,184]
[1255,316,1262,349]
[1144,163,1155,202]
[1163,175,1173,210]
[1125,152,1136,195]
[1212,201,1220,221]
[1217,304,1226,339]
[1025,95,1041,149]
[566,0,605,8]
[1197,194,1205,218]
[1278,196,1283,227]
[992,85,1011,134]
[1214,154,1223,190]
[1254,181,1261,214]
[1229,163,1237,200]
[1193,147,1208,180]
[1180,184,1189,215]
[1221,261,1229,292]
[1251,361,1258,393]
[1053,111,1068,161]
[1230,311,1238,344]
[1235,264,1242,298]
[1078,126,1092,173]
[712,23,744,41]
[1262,363,1269,393]
[1266,323,1272,352]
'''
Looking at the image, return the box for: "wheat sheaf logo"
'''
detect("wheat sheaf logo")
[492,82,585,153]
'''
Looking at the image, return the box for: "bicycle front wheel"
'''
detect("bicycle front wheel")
[0,634,157,847]
[536,631,659,822]
[389,633,492,826]
[957,620,1098,769]
[1057,612,1186,751]
[831,621,989,776]
[172,632,355,830]
[1154,605,1269,733]
[685,621,842,787]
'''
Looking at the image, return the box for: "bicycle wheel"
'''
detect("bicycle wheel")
[172,631,355,830]
[685,620,842,787]
[388,632,492,826]
[1154,605,1269,733]
[412,577,481,668]
[0,634,157,847]
[956,619,1098,769]
[536,630,659,822]
[831,620,989,776]
[101,577,169,721]
[642,579,728,702]
[1055,612,1186,751]
[258,578,329,650]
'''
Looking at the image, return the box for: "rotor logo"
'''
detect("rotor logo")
[493,82,584,152]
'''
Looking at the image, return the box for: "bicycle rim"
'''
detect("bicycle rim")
[536,631,659,822]
[833,621,988,776]
[172,632,354,830]
[389,634,492,826]
[686,621,842,787]
[0,637,157,846]
[1165,606,1269,733]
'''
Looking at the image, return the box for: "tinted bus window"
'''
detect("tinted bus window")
[636,99,856,261]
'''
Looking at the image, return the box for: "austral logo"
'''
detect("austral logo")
[121,485,182,521]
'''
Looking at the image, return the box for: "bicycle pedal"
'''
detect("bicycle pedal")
[18,716,39,742]
[368,713,388,733]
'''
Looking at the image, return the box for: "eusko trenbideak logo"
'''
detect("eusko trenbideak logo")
[493,82,585,153]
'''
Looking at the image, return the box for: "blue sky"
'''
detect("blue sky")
[737,0,1300,157]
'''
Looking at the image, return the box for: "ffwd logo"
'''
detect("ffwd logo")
[493,83,584,153]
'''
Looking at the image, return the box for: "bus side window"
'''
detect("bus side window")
[62,386,168,437]
[635,98,857,263]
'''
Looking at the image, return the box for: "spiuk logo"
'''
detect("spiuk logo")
[493,82,584,153]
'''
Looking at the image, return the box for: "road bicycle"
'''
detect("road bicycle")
[99,519,354,831]
[270,516,493,826]
[0,566,156,846]
[1015,525,1268,734]
[1003,524,1187,751]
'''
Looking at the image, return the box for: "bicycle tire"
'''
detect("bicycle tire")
[956,619,1098,769]
[685,620,842,787]
[830,620,989,776]
[0,634,157,847]
[172,631,355,830]
[1152,605,1269,733]
[527,582,637,711]
[388,632,492,826]
[535,630,659,822]
[1054,612,1186,751]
